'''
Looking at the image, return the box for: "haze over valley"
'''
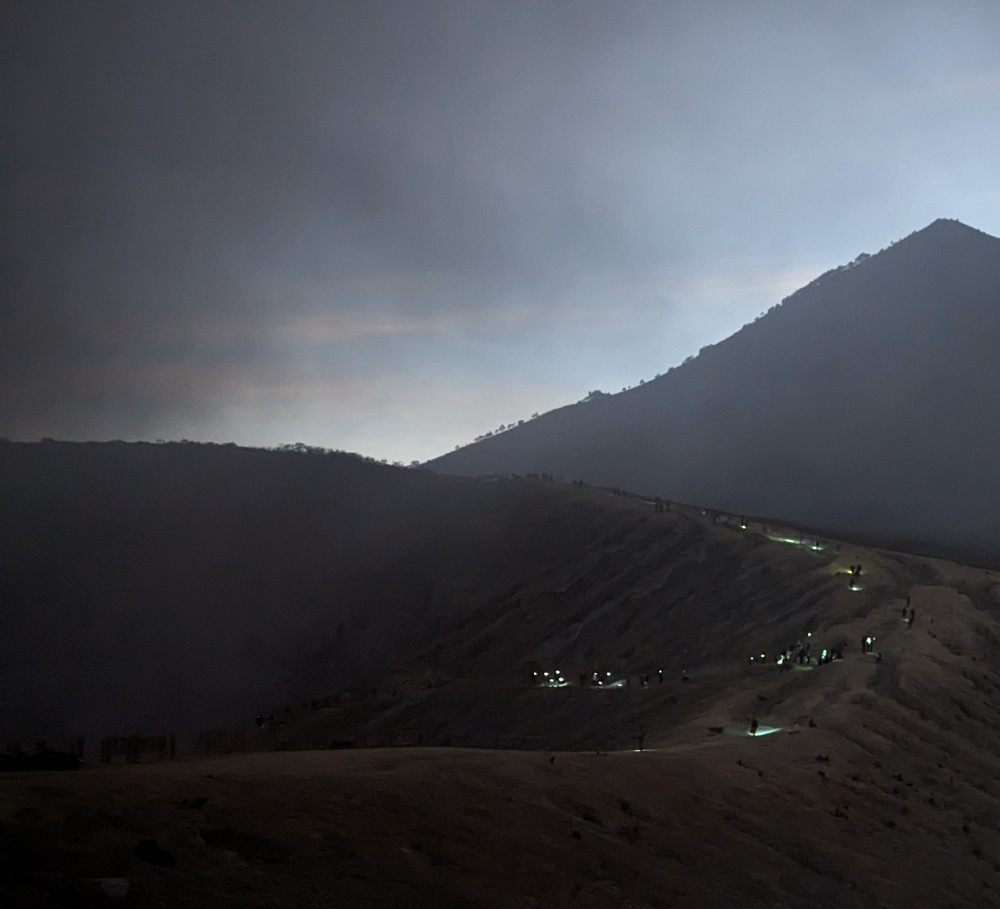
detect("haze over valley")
[6,2,1000,906]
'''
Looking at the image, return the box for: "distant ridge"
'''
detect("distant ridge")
[427,220,1000,551]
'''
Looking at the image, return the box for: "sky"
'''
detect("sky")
[4,1,1000,463]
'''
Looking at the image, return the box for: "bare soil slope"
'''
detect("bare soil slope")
[278,492,1000,758]
[5,451,1000,905]
[6,614,1000,909]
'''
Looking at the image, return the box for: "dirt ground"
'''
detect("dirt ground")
[6,640,1000,909]
[6,477,1000,906]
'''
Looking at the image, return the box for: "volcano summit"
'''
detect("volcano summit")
[428,220,1000,556]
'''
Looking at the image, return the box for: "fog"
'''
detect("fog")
[4,1,1000,459]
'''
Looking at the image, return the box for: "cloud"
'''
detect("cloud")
[4,1,1000,455]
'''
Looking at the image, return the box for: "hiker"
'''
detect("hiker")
[749,718,759,736]
[658,668,664,685]
[902,606,908,619]
[908,607,915,627]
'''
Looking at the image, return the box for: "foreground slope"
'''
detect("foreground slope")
[6,451,1000,905]
[5,532,1000,908]
[427,219,1000,553]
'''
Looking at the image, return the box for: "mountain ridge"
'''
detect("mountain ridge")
[426,219,1000,552]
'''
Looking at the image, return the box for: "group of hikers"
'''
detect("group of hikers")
[756,587,921,680]
[532,667,681,689]
[763,636,841,669]
[580,669,668,687]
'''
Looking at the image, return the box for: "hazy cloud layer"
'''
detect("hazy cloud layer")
[4,1,1000,458]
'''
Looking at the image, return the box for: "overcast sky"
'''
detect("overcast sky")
[4,1,1000,462]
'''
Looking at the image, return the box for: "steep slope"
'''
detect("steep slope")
[0,441,658,745]
[8,445,1000,906]
[266,493,1000,758]
[427,219,1000,552]
[6,531,1000,908]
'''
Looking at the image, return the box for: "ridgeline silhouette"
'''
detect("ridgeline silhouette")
[427,219,1000,555]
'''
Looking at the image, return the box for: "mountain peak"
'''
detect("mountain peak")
[897,217,997,248]
[428,218,1000,551]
